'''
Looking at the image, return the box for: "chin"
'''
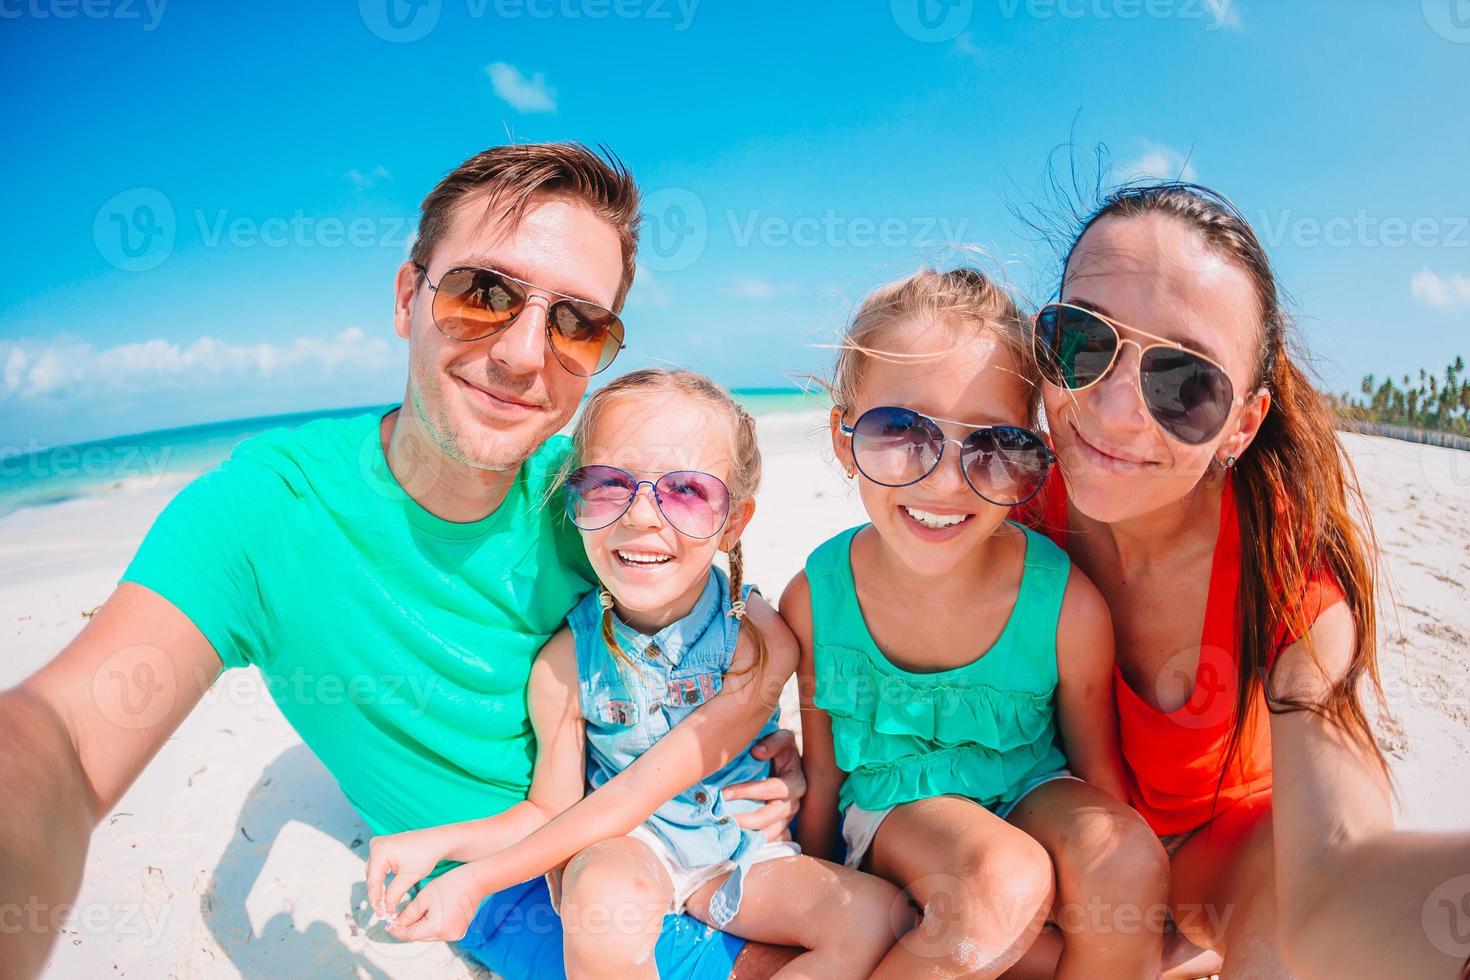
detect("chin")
[591,548,702,607]
[874,520,978,579]
[452,432,544,471]
[438,408,556,471]
[1061,467,1159,524]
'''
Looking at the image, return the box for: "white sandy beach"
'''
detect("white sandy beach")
[3,417,1467,978]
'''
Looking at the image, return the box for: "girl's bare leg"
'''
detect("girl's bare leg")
[684,855,911,979]
[1004,778,1171,979]
[864,795,1056,979]
[558,837,673,980]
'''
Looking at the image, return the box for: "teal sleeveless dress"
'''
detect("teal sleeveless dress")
[806,522,1073,824]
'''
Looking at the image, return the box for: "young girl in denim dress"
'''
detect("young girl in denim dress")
[784,268,1170,978]
[368,369,904,978]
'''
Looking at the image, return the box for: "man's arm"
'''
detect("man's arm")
[0,583,221,977]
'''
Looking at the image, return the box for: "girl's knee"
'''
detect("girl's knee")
[563,840,660,899]
[1067,807,1170,897]
[560,839,669,936]
[954,835,1055,925]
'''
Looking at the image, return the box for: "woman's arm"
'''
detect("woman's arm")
[780,571,845,861]
[1053,566,1128,802]
[390,594,800,941]
[1268,601,1469,978]
[366,628,586,915]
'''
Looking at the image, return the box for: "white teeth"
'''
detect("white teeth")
[903,506,970,530]
[617,550,672,565]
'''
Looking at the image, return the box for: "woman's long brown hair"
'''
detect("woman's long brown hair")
[1065,183,1387,785]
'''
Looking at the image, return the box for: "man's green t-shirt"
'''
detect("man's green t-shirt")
[122,407,594,848]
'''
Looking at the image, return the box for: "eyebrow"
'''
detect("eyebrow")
[445,256,606,308]
[1062,297,1226,364]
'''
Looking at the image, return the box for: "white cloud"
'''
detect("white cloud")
[1204,0,1244,31]
[722,275,798,300]
[485,62,557,114]
[1411,269,1470,313]
[0,328,396,401]
[345,164,393,190]
[1114,141,1199,183]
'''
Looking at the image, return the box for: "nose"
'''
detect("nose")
[487,297,550,376]
[922,438,971,496]
[1082,339,1151,435]
[621,483,665,530]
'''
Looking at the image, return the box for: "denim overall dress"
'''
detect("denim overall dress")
[568,565,780,927]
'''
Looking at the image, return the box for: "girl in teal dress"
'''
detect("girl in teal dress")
[783,268,1170,978]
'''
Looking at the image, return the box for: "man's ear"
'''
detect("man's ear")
[393,261,421,341]
[830,406,854,476]
[720,497,756,552]
[1221,386,1272,463]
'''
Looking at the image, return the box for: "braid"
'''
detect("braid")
[598,587,641,677]
[724,541,767,680]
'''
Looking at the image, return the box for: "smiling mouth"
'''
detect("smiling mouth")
[1071,422,1151,467]
[615,549,674,567]
[900,505,973,530]
[453,375,543,412]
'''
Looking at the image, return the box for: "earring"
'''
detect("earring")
[1221,454,1237,469]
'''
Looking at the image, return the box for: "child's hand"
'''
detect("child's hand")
[365,829,450,921]
[386,863,484,943]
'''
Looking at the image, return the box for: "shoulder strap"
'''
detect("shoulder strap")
[803,525,867,655]
[1004,524,1073,685]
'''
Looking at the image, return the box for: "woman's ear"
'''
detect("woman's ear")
[1220,386,1272,463]
[830,406,855,477]
[720,497,757,552]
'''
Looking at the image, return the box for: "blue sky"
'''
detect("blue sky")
[2,0,1468,450]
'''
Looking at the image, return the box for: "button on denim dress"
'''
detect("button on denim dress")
[569,566,779,927]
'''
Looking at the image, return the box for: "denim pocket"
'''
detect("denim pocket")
[665,670,721,709]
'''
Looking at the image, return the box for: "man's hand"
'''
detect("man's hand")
[365,828,454,920]
[386,862,484,943]
[721,728,805,841]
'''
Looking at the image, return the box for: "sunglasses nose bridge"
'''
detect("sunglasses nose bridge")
[620,481,667,528]
[486,300,552,372]
[914,436,969,493]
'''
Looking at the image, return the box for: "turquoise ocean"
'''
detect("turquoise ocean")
[0,389,827,520]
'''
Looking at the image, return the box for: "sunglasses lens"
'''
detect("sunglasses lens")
[433,269,525,340]
[1037,305,1118,389]
[652,471,730,539]
[1139,348,1235,445]
[962,427,1051,505]
[851,407,941,486]
[565,465,635,530]
[549,301,625,377]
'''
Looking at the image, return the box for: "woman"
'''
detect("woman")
[1017,182,1470,978]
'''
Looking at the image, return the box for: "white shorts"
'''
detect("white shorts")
[840,769,1079,870]
[548,824,801,918]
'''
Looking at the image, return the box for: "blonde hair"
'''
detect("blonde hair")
[562,368,766,679]
[827,266,1038,422]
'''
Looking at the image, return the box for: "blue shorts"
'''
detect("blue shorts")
[454,876,745,979]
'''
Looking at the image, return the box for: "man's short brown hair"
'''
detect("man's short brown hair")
[410,142,641,311]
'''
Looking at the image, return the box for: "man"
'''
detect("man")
[0,143,803,978]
